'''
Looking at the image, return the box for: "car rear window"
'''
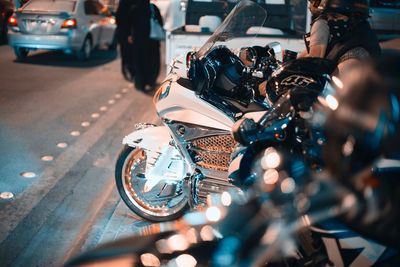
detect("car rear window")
[23,0,76,12]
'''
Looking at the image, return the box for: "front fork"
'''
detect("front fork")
[123,123,192,200]
[124,123,206,209]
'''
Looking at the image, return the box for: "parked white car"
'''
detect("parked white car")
[8,0,117,60]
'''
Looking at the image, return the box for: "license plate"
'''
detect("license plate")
[24,19,50,32]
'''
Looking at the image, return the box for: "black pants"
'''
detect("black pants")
[132,39,149,89]
[147,40,161,86]
[117,30,135,80]
[131,38,161,89]
[0,13,12,44]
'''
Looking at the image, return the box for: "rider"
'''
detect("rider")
[317,50,400,249]
[298,0,381,78]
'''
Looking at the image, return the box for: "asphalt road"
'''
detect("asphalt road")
[0,45,160,266]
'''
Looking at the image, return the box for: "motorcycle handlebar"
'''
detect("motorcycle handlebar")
[232,116,290,146]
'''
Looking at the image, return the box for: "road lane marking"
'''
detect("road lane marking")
[20,172,37,178]
[91,113,100,119]
[0,192,14,199]
[81,122,90,127]
[99,106,108,112]
[41,156,54,162]
[70,131,81,136]
[57,142,68,148]
[108,99,116,105]
[0,93,136,244]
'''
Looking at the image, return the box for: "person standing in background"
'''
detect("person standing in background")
[115,0,135,81]
[148,2,163,88]
[0,0,14,44]
[130,0,151,91]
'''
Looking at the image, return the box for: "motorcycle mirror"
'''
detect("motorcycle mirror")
[266,42,282,62]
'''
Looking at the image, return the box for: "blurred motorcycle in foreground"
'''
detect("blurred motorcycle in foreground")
[67,51,400,266]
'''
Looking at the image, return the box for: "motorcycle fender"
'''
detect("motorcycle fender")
[122,126,172,152]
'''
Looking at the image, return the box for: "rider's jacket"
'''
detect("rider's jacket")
[304,15,381,65]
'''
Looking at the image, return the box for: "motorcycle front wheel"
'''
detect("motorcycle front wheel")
[115,145,189,222]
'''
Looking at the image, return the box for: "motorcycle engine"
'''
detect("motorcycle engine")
[190,134,238,205]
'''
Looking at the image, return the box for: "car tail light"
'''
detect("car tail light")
[8,16,18,27]
[61,18,77,29]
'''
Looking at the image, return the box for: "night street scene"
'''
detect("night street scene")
[1,0,400,266]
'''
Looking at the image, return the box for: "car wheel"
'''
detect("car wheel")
[14,47,29,61]
[77,36,92,60]
[108,32,118,51]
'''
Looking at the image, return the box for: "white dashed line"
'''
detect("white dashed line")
[20,172,37,178]
[115,94,121,99]
[57,142,68,148]
[70,131,81,137]
[108,99,115,105]
[91,113,100,119]
[0,192,14,200]
[81,121,91,127]
[41,156,54,162]
[99,106,108,112]
[122,88,129,93]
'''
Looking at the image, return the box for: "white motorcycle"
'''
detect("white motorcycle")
[115,0,276,221]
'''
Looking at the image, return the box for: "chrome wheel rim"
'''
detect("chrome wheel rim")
[121,148,188,218]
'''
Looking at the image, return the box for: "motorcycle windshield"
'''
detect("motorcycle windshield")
[195,0,268,59]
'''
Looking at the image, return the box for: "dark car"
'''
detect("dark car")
[0,0,14,44]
